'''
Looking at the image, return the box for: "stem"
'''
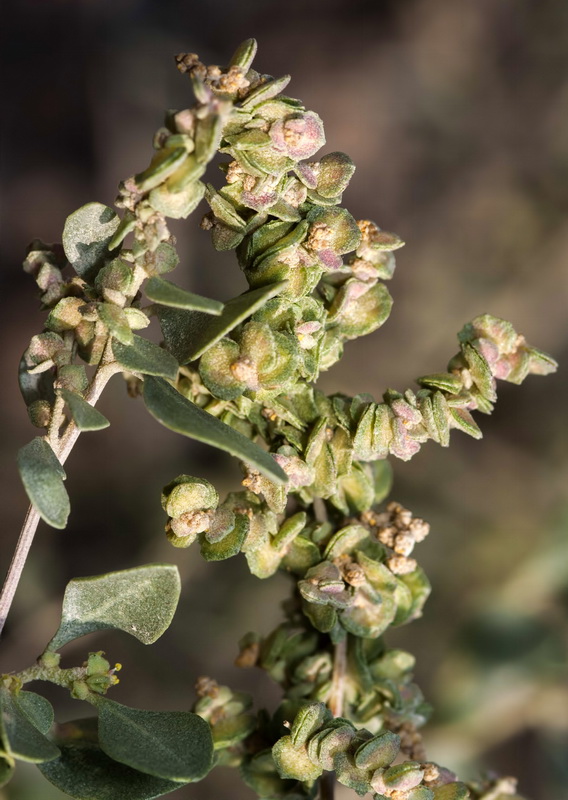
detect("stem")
[319,637,348,800]
[0,504,41,639]
[329,637,347,718]
[0,348,121,638]
[319,772,335,800]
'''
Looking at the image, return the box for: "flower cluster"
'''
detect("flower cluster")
[272,701,468,799]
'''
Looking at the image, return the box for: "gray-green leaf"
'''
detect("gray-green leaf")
[112,335,178,380]
[0,688,60,763]
[47,564,181,651]
[62,203,120,282]
[17,438,70,529]
[97,698,213,782]
[15,691,55,735]
[60,390,110,432]
[143,377,288,485]
[39,718,184,800]
[145,277,223,314]
[158,281,287,364]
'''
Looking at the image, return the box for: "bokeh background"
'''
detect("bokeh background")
[1,1,567,798]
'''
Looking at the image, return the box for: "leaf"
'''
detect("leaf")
[17,437,70,529]
[134,147,187,193]
[158,281,287,364]
[47,564,181,651]
[200,513,249,561]
[112,335,178,380]
[60,390,110,432]
[396,566,431,624]
[0,688,60,763]
[240,75,292,109]
[98,303,133,345]
[97,698,213,782]
[145,277,223,314]
[62,203,120,282]
[15,691,55,735]
[143,377,287,485]
[148,179,206,220]
[39,718,184,800]
[229,38,257,71]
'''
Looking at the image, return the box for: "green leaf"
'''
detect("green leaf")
[396,566,431,625]
[417,372,463,395]
[62,203,120,282]
[47,564,181,651]
[158,281,287,364]
[39,718,184,800]
[240,75,292,109]
[200,513,249,561]
[0,688,60,763]
[229,38,258,71]
[143,377,288,485]
[272,736,322,781]
[60,390,110,432]
[15,691,55,735]
[98,303,133,345]
[112,335,178,380]
[148,179,206,220]
[145,277,223,314]
[17,438,70,529]
[97,698,213,782]
[134,148,187,193]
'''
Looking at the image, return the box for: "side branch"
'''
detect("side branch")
[0,354,121,637]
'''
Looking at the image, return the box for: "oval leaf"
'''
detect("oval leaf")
[47,564,181,651]
[60,390,110,432]
[112,335,178,380]
[98,698,213,782]
[143,377,287,485]
[62,203,120,282]
[17,438,70,529]
[145,277,223,314]
[39,718,183,800]
[15,691,55,736]
[0,688,60,763]
[158,280,287,364]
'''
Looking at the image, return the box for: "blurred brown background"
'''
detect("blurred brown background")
[1,1,567,798]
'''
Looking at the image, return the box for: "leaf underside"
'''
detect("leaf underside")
[17,438,70,529]
[47,564,181,651]
[142,376,288,485]
[158,280,287,364]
